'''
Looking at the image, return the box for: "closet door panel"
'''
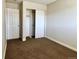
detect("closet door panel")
[12,10,19,38]
[35,10,45,38]
[23,10,31,37]
[6,8,19,39]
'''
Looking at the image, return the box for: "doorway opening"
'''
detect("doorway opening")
[21,9,45,40]
[31,10,36,38]
[26,9,36,38]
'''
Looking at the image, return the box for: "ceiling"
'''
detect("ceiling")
[6,0,56,4]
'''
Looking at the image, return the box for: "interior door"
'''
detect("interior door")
[35,10,45,38]
[6,8,19,39]
[23,9,32,38]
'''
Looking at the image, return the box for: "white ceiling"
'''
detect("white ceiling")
[6,0,56,4]
[25,0,56,4]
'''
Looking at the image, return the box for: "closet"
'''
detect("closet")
[20,1,46,41]
[23,9,45,38]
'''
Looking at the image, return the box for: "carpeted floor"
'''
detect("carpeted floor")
[5,37,77,59]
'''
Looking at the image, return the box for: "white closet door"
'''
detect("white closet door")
[23,17,30,37]
[23,10,31,38]
[35,10,45,38]
[6,8,19,39]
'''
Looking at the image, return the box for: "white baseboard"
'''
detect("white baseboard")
[22,38,27,41]
[45,36,77,52]
[3,42,7,59]
[7,37,20,40]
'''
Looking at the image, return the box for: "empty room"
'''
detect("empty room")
[2,0,77,59]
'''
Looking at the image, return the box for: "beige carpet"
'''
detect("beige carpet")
[5,37,77,59]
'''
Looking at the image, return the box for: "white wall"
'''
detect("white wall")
[46,0,77,51]
[2,0,7,59]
